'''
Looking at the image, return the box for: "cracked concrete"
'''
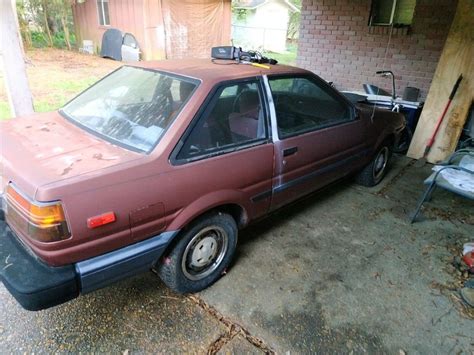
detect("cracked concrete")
[1,155,473,353]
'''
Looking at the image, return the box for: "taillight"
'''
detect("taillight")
[5,185,71,242]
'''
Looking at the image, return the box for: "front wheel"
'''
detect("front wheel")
[157,212,237,293]
[355,144,391,187]
[393,127,413,154]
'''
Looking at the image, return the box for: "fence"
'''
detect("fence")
[231,24,288,53]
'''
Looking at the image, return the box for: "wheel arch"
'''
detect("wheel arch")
[167,190,249,233]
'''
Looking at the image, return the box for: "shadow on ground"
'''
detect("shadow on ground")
[201,155,474,353]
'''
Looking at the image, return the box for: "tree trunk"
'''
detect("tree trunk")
[60,13,71,50]
[41,0,53,47]
[0,0,34,117]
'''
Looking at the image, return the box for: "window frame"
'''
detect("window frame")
[59,66,201,154]
[267,73,357,140]
[369,0,415,27]
[170,76,272,166]
[97,0,110,26]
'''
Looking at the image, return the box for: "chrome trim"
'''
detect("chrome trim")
[262,75,280,142]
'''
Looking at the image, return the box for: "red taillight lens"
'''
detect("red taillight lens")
[5,185,70,242]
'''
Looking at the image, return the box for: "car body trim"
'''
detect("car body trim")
[250,148,370,203]
[76,230,179,294]
[251,190,273,203]
[273,149,370,194]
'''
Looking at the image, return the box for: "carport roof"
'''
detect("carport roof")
[132,58,307,83]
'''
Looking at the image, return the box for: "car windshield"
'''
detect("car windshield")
[61,66,197,153]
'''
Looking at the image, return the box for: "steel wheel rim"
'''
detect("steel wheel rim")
[373,147,389,181]
[182,226,228,281]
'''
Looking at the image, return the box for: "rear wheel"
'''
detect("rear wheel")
[157,212,237,293]
[355,144,391,187]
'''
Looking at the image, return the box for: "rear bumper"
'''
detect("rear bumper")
[0,222,78,311]
[0,219,177,311]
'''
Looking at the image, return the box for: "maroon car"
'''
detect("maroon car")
[0,59,404,310]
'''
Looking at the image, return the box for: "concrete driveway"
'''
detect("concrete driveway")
[1,156,473,353]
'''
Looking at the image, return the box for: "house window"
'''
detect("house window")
[97,0,110,26]
[369,0,416,26]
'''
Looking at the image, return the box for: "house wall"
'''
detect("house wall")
[73,0,147,57]
[297,0,457,99]
[72,0,231,60]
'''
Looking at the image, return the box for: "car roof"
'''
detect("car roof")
[131,58,310,83]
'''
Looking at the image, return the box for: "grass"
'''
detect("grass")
[50,77,98,92]
[0,102,10,120]
[0,81,94,120]
[264,43,297,66]
[0,48,121,121]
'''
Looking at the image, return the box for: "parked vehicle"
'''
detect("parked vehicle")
[0,59,405,310]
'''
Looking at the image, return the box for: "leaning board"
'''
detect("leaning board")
[407,0,474,163]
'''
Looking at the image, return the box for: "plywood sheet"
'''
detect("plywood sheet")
[407,0,474,163]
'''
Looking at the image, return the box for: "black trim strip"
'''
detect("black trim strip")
[250,149,370,203]
[274,149,369,194]
[251,190,272,203]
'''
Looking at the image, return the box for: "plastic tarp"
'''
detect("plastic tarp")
[161,0,231,59]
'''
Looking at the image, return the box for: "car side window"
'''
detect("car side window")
[268,76,352,139]
[176,81,267,161]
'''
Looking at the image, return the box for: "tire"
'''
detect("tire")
[393,127,413,154]
[157,212,238,294]
[355,143,392,187]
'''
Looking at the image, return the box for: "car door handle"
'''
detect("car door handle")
[283,147,298,156]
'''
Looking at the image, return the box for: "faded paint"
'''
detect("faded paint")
[0,59,402,267]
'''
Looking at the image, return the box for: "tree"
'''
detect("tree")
[287,0,301,40]
[16,0,75,49]
[41,0,54,46]
[0,0,34,117]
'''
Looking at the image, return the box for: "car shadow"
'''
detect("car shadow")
[236,177,354,249]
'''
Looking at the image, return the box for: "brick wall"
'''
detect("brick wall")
[297,0,457,99]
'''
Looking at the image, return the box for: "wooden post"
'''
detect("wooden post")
[0,0,34,118]
[407,0,474,163]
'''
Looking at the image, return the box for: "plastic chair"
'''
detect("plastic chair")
[410,150,474,223]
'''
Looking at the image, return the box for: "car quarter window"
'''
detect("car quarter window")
[176,80,268,161]
[268,76,353,139]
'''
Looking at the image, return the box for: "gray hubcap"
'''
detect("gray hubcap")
[182,226,228,281]
[191,236,218,267]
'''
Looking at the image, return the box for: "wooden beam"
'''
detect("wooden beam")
[407,0,474,163]
[0,0,34,118]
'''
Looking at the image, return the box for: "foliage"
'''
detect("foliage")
[287,0,301,40]
[233,8,249,22]
[30,31,76,48]
[16,0,75,50]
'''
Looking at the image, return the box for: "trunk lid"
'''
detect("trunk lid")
[0,111,143,200]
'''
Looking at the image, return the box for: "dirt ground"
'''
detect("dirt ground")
[0,49,121,119]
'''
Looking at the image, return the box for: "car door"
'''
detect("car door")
[265,74,369,210]
[121,33,140,62]
[169,78,274,221]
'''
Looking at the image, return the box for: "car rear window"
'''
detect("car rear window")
[61,66,198,153]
